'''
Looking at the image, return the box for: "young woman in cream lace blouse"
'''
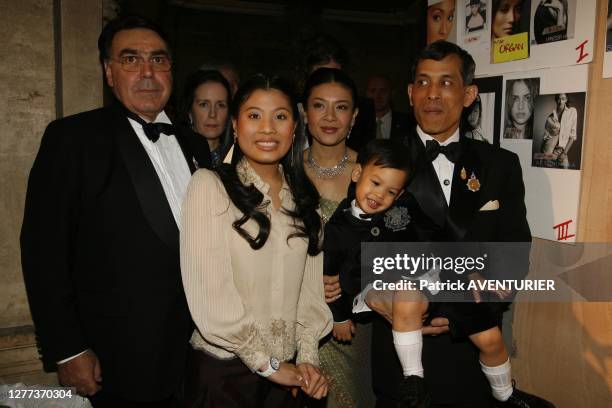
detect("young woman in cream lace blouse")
[180,74,332,407]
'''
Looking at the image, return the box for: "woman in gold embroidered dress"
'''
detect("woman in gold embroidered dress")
[303,68,376,408]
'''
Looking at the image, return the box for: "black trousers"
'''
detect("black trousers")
[181,347,304,408]
[88,390,174,408]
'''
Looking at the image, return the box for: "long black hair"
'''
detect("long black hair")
[463,93,482,131]
[215,74,322,255]
[181,69,233,154]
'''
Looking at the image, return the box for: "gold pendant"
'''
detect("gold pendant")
[467,172,480,192]
[460,167,467,180]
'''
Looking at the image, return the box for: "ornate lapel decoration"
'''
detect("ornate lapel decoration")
[466,171,481,192]
[460,166,467,180]
[384,206,411,231]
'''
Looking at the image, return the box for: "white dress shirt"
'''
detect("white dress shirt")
[347,199,374,317]
[57,110,191,365]
[129,111,192,226]
[554,106,578,149]
[349,198,369,219]
[377,111,393,140]
[416,125,460,205]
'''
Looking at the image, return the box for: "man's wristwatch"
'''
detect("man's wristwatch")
[257,357,280,377]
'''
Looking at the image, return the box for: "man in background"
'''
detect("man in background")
[200,60,240,96]
[366,74,412,141]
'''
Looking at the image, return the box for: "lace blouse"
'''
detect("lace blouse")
[180,159,332,371]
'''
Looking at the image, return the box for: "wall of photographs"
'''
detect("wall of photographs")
[427,0,596,242]
[427,0,596,75]
[500,65,587,242]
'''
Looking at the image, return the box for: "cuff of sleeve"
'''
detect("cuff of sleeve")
[57,349,89,365]
[330,292,353,322]
[235,325,270,372]
[296,334,320,367]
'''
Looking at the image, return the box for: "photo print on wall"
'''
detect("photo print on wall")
[503,77,540,140]
[532,91,585,170]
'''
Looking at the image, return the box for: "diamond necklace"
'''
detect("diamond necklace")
[307,147,349,179]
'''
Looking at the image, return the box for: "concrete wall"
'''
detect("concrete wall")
[61,0,105,117]
[1,0,56,331]
[0,0,103,384]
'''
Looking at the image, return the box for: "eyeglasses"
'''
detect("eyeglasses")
[111,55,172,72]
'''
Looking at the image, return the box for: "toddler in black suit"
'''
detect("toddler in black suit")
[324,139,438,404]
[325,138,543,408]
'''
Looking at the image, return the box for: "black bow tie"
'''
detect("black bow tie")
[125,111,174,143]
[425,139,461,163]
[358,213,373,220]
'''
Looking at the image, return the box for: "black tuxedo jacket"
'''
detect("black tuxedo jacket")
[389,111,414,142]
[20,104,210,401]
[346,106,414,153]
[372,127,531,407]
[323,196,435,322]
[346,97,377,153]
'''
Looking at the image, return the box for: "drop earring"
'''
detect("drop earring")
[224,132,237,164]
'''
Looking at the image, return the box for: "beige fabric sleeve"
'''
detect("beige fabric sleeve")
[180,169,269,372]
[295,251,333,367]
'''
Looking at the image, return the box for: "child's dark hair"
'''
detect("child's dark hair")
[357,139,413,184]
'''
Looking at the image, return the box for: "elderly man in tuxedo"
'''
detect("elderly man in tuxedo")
[21,16,209,407]
[366,41,552,407]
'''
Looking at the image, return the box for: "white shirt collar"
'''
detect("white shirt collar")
[349,199,369,220]
[128,110,172,126]
[154,110,172,124]
[416,125,460,146]
[379,110,392,124]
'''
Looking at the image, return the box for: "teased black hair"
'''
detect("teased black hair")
[302,67,358,109]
